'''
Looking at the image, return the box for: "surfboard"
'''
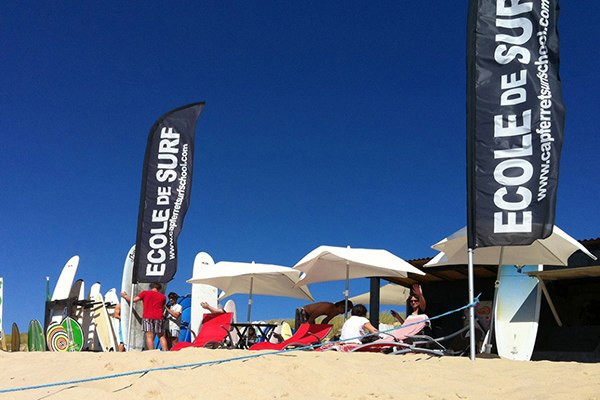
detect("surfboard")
[28,319,45,352]
[280,321,293,340]
[46,321,69,352]
[121,245,148,351]
[62,316,84,352]
[49,256,80,325]
[494,264,543,361]
[11,323,20,352]
[0,328,6,351]
[120,245,135,351]
[104,288,121,349]
[190,252,219,338]
[82,282,101,351]
[177,294,192,343]
[70,279,85,326]
[223,299,238,346]
[92,293,115,351]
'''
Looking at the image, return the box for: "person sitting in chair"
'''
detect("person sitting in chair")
[391,284,426,324]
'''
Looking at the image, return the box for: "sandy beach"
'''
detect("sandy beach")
[1,348,599,400]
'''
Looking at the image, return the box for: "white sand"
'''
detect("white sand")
[1,349,599,399]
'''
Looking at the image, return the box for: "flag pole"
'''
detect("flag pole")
[467,248,476,361]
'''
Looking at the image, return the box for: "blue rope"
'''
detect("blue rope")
[0,295,480,394]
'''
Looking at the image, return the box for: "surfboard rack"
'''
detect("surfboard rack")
[43,297,76,331]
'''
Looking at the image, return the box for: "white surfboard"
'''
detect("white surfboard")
[120,245,135,351]
[121,245,149,351]
[69,279,85,326]
[104,288,120,349]
[189,252,219,337]
[120,245,169,351]
[49,256,80,324]
[93,293,116,351]
[82,282,101,351]
[223,299,238,346]
[494,264,543,361]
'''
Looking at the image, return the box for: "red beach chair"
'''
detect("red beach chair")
[249,323,332,351]
[171,312,233,351]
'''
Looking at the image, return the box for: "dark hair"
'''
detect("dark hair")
[150,282,161,290]
[168,292,179,301]
[351,304,367,317]
[334,300,353,309]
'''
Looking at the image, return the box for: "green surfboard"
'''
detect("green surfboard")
[28,319,45,352]
[62,317,84,352]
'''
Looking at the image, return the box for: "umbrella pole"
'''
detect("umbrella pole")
[344,263,350,319]
[468,248,476,361]
[247,276,253,323]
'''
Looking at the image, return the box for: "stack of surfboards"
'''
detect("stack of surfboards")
[44,255,125,352]
[42,248,222,352]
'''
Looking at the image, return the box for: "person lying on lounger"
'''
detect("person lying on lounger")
[298,300,353,325]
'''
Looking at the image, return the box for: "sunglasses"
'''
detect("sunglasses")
[409,299,419,303]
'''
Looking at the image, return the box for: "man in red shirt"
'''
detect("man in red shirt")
[121,282,167,351]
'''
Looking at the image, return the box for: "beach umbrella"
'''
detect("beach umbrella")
[424,225,596,268]
[293,245,425,316]
[349,283,410,306]
[187,261,314,322]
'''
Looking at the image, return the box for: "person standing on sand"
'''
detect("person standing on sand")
[121,282,168,351]
[114,302,125,352]
[164,292,182,350]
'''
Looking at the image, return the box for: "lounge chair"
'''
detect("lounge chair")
[388,323,479,356]
[170,312,233,351]
[320,314,429,353]
[249,323,332,351]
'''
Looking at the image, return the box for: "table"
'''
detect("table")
[230,322,277,349]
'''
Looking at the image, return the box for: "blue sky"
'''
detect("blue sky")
[1,2,599,331]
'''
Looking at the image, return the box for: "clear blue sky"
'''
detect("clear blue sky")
[1,2,598,331]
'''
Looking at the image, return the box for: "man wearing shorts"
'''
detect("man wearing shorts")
[121,282,168,351]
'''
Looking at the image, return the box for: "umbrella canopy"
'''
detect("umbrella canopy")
[187,261,314,322]
[293,245,425,315]
[349,283,410,306]
[293,245,425,286]
[424,225,596,267]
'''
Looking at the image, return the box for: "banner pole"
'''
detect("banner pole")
[127,283,134,351]
[468,248,476,361]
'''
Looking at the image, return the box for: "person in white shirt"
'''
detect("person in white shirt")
[164,292,183,349]
[340,304,379,344]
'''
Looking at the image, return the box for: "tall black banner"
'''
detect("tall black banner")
[133,102,205,283]
[467,0,564,248]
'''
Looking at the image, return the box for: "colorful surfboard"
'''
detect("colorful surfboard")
[28,319,45,352]
[190,252,219,338]
[62,317,84,352]
[494,264,543,361]
[46,321,69,352]
[11,323,20,352]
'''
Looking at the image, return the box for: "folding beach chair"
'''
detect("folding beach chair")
[170,312,233,351]
[249,323,332,351]
[388,322,481,357]
[321,314,430,353]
